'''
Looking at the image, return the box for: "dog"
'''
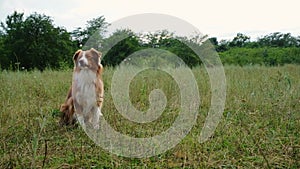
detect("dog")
[60,48,104,129]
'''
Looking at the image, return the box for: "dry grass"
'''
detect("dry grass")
[0,65,299,168]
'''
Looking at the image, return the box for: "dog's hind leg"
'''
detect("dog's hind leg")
[89,107,101,130]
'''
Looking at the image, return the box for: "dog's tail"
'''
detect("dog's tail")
[59,87,76,126]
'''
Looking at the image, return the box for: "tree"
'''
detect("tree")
[0,33,6,69]
[138,30,202,67]
[209,37,218,46]
[216,39,230,52]
[101,29,140,66]
[71,16,109,48]
[229,33,250,47]
[139,30,174,48]
[167,38,201,67]
[0,11,25,69]
[258,32,299,47]
[0,11,76,70]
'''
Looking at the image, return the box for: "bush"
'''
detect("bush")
[219,47,300,66]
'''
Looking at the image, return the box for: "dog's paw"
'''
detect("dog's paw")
[93,124,100,130]
[86,122,99,130]
[76,115,84,124]
[97,108,103,116]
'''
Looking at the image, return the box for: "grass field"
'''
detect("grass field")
[0,65,299,168]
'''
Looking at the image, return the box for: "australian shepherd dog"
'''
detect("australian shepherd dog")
[60,48,104,129]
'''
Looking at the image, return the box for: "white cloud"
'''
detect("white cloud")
[1,0,300,40]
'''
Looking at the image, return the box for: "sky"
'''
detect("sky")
[1,0,300,40]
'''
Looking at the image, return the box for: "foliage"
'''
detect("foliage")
[101,29,141,66]
[99,29,203,67]
[219,47,300,66]
[71,16,109,48]
[212,32,300,66]
[229,33,250,47]
[1,11,300,71]
[138,30,203,67]
[0,11,76,70]
[213,32,300,50]
[258,32,300,47]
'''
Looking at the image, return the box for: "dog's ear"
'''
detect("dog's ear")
[90,48,102,66]
[90,48,102,58]
[73,49,82,61]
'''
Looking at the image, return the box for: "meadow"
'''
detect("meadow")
[0,65,299,168]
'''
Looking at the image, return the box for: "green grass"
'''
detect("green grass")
[0,65,299,168]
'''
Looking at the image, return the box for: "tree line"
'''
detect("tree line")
[0,11,299,70]
[212,33,300,66]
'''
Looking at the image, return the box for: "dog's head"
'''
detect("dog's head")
[73,48,102,72]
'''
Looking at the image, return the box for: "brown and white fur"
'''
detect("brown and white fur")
[60,48,104,129]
